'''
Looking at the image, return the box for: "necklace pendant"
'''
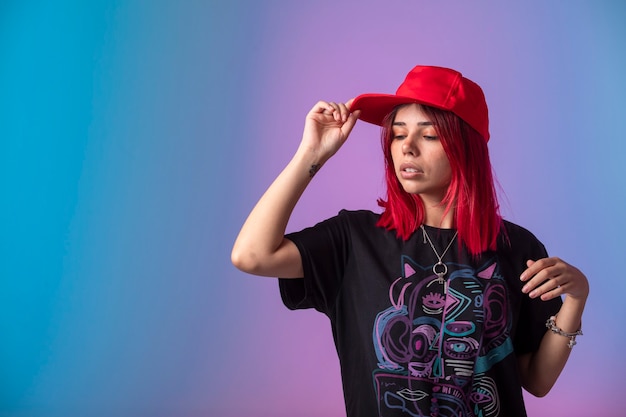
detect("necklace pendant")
[433,261,448,285]
[420,225,458,291]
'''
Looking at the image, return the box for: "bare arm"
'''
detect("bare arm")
[231,100,360,278]
[517,257,589,397]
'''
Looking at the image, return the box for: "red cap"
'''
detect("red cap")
[351,65,490,141]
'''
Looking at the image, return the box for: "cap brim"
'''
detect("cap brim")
[350,93,440,126]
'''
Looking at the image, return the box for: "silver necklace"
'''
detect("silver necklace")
[420,225,458,285]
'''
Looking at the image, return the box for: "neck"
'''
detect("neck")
[422,200,455,229]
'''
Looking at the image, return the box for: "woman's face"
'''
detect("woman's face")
[390,104,452,204]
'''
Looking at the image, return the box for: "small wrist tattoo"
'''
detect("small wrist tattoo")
[309,164,321,177]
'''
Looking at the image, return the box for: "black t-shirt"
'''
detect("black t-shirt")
[280,210,562,417]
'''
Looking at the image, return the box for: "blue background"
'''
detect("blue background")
[1,1,624,416]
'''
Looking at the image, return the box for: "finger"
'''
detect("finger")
[529,276,561,299]
[336,102,351,122]
[326,102,344,122]
[521,263,557,294]
[520,257,556,281]
[520,259,537,281]
[524,261,569,298]
[339,109,360,138]
[310,101,334,116]
[538,279,564,300]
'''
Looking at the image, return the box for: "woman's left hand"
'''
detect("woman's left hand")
[520,257,589,302]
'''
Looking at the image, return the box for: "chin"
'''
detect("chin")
[401,187,424,195]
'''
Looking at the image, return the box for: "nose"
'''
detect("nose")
[401,135,419,156]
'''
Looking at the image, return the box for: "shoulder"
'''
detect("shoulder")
[499,220,547,257]
[311,209,382,235]
[502,220,540,241]
[288,209,381,241]
[336,209,380,224]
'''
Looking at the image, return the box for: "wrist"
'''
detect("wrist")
[552,296,586,335]
[561,293,587,313]
[546,315,583,348]
[292,147,329,177]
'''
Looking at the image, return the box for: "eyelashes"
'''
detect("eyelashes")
[392,134,439,141]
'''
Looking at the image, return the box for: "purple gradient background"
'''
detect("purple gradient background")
[1,1,625,416]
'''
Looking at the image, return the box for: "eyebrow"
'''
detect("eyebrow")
[392,121,433,127]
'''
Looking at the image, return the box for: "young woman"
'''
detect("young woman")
[231,65,589,417]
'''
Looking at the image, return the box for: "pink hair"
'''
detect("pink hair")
[376,104,502,256]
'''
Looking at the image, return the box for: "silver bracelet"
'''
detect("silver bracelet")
[545,315,583,348]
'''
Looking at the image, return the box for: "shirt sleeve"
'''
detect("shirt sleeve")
[278,211,353,316]
[504,223,563,355]
[515,288,562,355]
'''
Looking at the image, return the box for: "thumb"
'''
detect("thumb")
[340,109,360,137]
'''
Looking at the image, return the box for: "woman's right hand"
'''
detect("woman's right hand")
[232,99,360,278]
[298,99,360,163]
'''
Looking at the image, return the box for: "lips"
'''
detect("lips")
[400,163,423,173]
[399,162,423,178]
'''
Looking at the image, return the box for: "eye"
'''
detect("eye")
[423,292,445,310]
[469,391,493,404]
[424,135,438,141]
[393,134,406,140]
[443,337,478,359]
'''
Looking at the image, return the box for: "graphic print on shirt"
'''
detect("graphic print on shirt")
[372,255,510,417]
